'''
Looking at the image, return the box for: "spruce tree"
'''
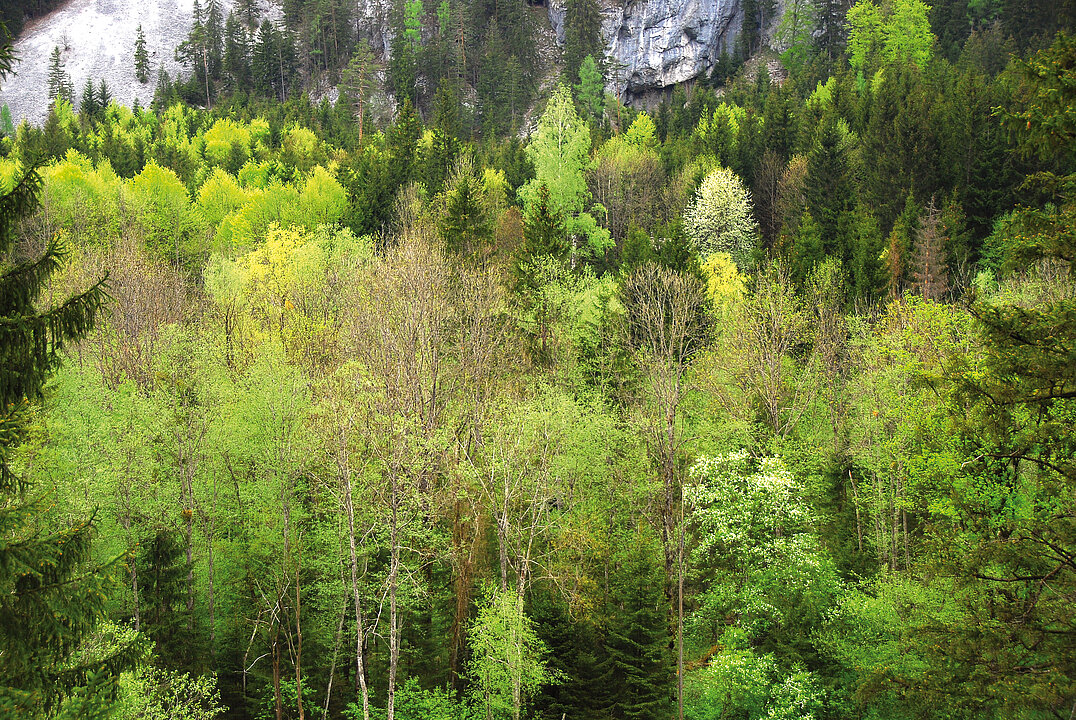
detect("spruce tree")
[134,25,150,83]
[96,79,112,111]
[0,39,133,715]
[604,531,672,720]
[79,77,98,120]
[439,161,491,258]
[46,46,71,104]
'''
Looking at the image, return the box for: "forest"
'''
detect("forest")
[1,0,1076,718]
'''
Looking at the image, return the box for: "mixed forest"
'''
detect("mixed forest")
[2,0,1076,718]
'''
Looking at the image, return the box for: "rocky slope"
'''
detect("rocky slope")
[0,0,237,125]
[1,0,745,124]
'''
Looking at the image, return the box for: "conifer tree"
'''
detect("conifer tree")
[575,54,604,124]
[563,0,602,82]
[134,25,150,83]
[46,46,72,105]
[0,39,133,715]
[340,41,378,141]
[222,12,250,91]
[79,77,98,119]
[96,79,112,111]
[439,157,492,258]
[604,532,672,720]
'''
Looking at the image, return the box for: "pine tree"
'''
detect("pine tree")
[340,41,378,141]
[0,40,133,714]
[134,24,150,83]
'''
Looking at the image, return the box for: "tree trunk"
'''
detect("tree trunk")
[344,465,371,720]
[849,469,863,553]
[295,550,304,720]
[387,473,400,720]
[323,604,347,720]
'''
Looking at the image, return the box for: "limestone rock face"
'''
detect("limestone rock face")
[355,0,395,58]
[549,0,742,102]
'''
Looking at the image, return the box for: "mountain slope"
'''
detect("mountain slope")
[0,0,234,125]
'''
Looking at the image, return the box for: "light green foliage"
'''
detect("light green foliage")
[683,166,758,264]
[846,0,934,71]
[237,160,272,188]
[686,639,825,720]
[125,161,198,262]
[589,115,664,241]
[206,222,369,356]
[115,663,225,720]
[202,118,252,169]
[688,452,842,632]
[624,112,657,148]
[845,297,970,566]
[686,453,840,719]
[281,125,322,171]
[404,0,424,48]
[348,678,470,720]
[776,0,817,74]
[468,586,554,720]
[805,78,835,114]
[42,150,124,242]
[298,166,349,226]
[196,168,251,229]
[574,55,604,122]
[694,102,749,156]
[700,251,745,314]
[519,84,611,262]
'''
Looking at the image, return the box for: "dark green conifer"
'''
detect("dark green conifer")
[79,77,98,120]
[134,25,150,83]
[0,34,133,714]
[46,46,72,104]
[439,163,491,258]
[604,531,672,720]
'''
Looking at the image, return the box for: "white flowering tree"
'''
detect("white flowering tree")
[683,166,759,266]
[683,452,840,719]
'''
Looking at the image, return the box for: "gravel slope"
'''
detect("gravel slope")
[0,0,237,125]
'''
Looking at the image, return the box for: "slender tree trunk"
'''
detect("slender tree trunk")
[323,603,347,720]
[849,469,863,553]
[295,548,304,720]
[343,465,371,720]
[387,473,400,720]
[677,493,685,720]
[891,473,899,571]
[208,486,217,660]
[273,625,283,720]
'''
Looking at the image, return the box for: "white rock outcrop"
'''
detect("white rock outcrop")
[549,0,742,102]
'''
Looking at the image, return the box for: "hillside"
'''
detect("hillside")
[0,0,234,124]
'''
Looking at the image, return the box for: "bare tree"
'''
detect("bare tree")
[910,196,950,301]
[707,262,818,442]
[621,263,709,720]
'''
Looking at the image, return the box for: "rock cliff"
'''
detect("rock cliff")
[548,0,742,103]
